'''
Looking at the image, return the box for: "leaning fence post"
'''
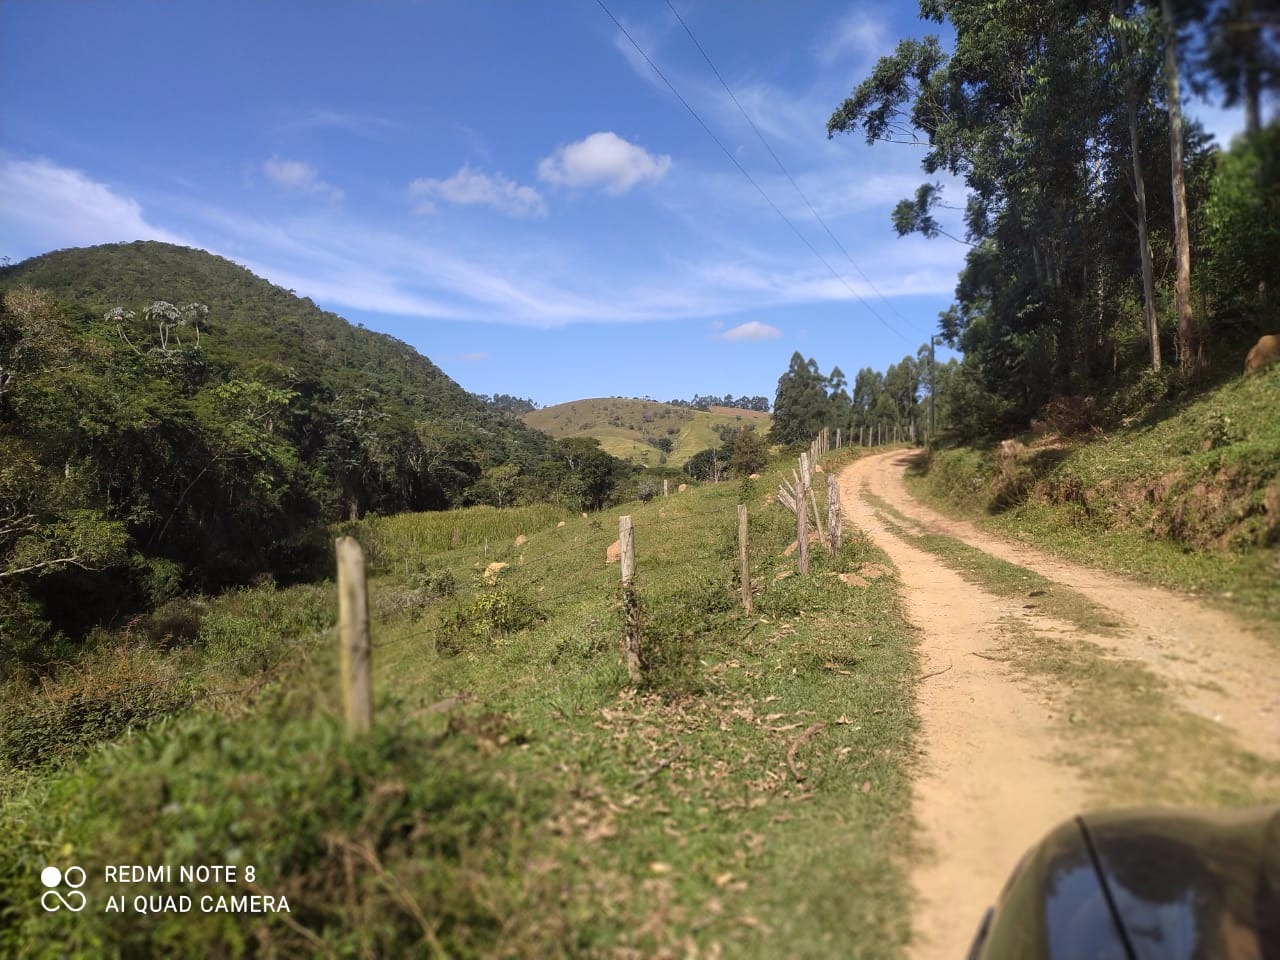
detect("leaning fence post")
[619,515,642,684]
[335,536,372,734]
[737,503,753,614]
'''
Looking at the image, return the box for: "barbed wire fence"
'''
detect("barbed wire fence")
[9,431,852,745]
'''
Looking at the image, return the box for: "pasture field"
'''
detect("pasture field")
[1,449,919,958]
[523,398,772,468]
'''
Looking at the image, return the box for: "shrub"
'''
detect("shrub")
[638,577,736,694]
[133,596,207,648]
[437,586,545,653]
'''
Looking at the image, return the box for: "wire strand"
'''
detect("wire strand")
[594,0,914,345]
[663,0,927,340]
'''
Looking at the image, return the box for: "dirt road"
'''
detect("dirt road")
[837,450,1280,960]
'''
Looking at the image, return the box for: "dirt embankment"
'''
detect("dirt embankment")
[838,450,1280,960]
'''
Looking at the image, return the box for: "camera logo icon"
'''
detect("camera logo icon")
[40,865,87,912]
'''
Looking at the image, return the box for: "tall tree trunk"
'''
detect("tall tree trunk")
[1117,9,1161,371]
[1160,0,1197,373]
[1244,64,1261,137]
[1242,0,1262,136]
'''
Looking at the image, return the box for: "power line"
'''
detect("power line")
[593,0,915,346]
[663,0,928,342]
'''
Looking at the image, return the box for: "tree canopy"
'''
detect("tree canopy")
[828,0,1279,438]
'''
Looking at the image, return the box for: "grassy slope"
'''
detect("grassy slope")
[1,451,919,958]
[524,399,771,468]
[907,367,1280,625]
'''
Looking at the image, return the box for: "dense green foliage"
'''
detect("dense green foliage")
[0,243,635,672]
[828,1,1280,439]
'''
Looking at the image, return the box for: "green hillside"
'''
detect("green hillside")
[1,242,545,463]
[524,398,772,467]
[909,366,1280,619]
[0,242,550,665]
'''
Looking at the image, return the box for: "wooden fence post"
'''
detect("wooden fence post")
[827,474,842,557]
[797,454,810,575]
[336,536,372,734]
[619,515,642,684]
[663,479,669,497]
[808,484,826,552]
[737,504,752,614]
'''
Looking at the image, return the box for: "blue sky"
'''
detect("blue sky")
[0,2,1244,407]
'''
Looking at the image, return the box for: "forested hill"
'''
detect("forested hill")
[1,241,541,454]
[0,242,550,659]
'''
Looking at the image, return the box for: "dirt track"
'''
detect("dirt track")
[837,450,1280,960]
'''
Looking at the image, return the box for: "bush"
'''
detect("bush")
[437,585,545,654]
[133,596,207,648]
[638,577,735,694]
[989,440,1036,509]
[0,648,192,771]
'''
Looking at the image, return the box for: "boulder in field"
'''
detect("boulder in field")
[483,561,508,582]
[606,540,621,564]
[1244,334,1280,375]
[514,535,528,547]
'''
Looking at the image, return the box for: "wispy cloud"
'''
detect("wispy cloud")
[281,109,395,137]
[720,320,781,341]
[538,132,671,194]
[813,8,888,66]
[262,156,343,202]
[7,157,953,333]
[410,165,547,218]
[0,155,188,255]
[453,351,490,362]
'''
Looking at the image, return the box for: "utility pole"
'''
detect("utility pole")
[928,336,937,446]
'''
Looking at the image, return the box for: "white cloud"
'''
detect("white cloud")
[2,157,950,335]
[409,165,547,218]
[813,9,888,66]
[455,351,490,362]
[262,156,343,202]
[720,320,781,341]
[538,132,671,194]
[0,155,187,257]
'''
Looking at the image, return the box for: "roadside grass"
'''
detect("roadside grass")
[863,487,1121,637]
[985,616,1280,809]
[1,450,921,958]
[907,368,1280,627]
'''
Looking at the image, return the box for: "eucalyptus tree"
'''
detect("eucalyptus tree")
[1160,0,1201,371]
[1196,0,1280,136]
[770,352,832,444]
